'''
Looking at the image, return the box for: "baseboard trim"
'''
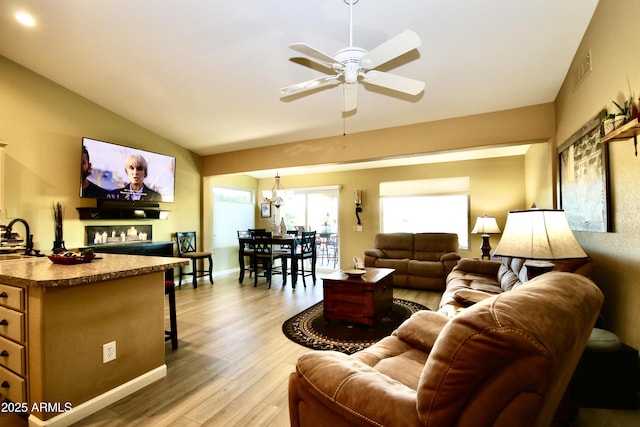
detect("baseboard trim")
[213,267,239,278]
[27,365,167,427]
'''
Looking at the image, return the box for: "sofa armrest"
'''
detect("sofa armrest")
[293,351,421,426]
[364,248,385,258]
[364,249,386,267]
[453,258,501,276]
[393,310,449,353]
[440,252,461,262]
[453,289,494,306]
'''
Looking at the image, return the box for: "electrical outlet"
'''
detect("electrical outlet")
[354,226,363,232]
[103,341,116,363]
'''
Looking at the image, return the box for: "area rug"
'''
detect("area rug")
[282,299,428,354]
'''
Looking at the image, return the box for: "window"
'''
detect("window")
[212,187,254,248]
[380,178,470,250]
[280,186,340,269]
[280,186,339,234]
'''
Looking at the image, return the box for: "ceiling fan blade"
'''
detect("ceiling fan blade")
[359,29,422,70]
[289,43,340,68]
[280,75,339,98]
[342,83,358,112]
[363,70,425,95]
[290,56,339,75]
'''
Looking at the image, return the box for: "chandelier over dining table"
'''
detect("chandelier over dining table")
[263,172,290,208]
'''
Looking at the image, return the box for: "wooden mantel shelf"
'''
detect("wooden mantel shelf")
[601,118,640,155]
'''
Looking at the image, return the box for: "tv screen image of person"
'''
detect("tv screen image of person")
[81,137,176,203]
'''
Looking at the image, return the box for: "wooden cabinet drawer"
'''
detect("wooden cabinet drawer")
[0,307,25,343]
[0,365,26,403]
[0,284,24,311]
[0,336,25,376]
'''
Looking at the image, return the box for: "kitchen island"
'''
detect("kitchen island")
[0,253,187,427]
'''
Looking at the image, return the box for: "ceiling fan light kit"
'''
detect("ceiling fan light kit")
[280,0,425,113]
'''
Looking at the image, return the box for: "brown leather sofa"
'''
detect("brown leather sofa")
[439,256,594,316]
[289,272,603,427]
[363,232,460,291]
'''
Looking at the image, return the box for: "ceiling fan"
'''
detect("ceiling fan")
[280,0,425,113]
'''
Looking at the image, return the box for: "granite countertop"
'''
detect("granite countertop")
[0,253,189,288]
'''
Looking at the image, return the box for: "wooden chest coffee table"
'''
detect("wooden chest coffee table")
[322,267,394,327]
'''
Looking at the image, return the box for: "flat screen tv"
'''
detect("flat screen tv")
[81,137,175,203]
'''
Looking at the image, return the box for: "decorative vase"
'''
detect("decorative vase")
[52,201,65,251]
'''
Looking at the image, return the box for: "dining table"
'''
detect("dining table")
[237,234,300,287]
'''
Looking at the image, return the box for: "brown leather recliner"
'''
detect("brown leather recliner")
[289,272,603,427]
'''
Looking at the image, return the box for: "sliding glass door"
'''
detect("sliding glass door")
[281,186,339,269]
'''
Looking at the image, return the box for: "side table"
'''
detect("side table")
[570,329,639,409]
[322,267,394,327]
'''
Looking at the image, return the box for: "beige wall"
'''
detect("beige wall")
[555,0,640,349]
[0,56,202,251]
[524,142,554,209]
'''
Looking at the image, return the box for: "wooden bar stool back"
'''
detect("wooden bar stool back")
[175,231,213,288]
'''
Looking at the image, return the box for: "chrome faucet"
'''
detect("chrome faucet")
[3,218,34,256]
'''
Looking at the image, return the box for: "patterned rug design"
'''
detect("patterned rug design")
[282,298,428,354]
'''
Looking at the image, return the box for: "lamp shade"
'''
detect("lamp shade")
[493,209,587,260]
[471,216,501,235]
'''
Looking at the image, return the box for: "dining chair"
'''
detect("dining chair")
[276,230,299,278]
[238,230,255,279]
[283,231,317,288]
[175,231,213,288]
[252,231,284,288]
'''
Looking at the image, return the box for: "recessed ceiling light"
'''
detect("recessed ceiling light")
[16,12,36,27]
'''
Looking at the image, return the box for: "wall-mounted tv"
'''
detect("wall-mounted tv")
[81,137,176,203]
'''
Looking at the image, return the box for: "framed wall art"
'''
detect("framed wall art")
[558,109,611,232]
[260,202,271,218]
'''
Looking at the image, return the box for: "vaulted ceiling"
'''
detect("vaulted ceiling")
[0,0,598,157]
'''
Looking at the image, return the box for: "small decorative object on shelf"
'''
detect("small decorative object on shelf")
[603,93,639,136]
[48,248,95,264]
[52,201,66,251]
[601,91,640,156]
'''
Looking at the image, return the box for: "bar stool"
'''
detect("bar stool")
[175,231,213,288]
[164,274,178,349]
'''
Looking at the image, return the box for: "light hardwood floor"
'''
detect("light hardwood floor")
[1,271,638,426]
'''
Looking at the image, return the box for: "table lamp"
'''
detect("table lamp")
[493,208,587,279]
[471,215,501,259]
